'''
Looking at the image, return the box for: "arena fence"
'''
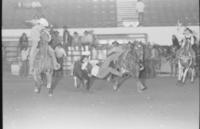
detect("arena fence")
[2,33,171,76]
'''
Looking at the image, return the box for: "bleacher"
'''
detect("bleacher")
[144,0,199,26]
[2,0,199,29]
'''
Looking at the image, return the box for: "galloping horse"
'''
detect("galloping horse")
[32,29,60,96]
[176,40,196,84]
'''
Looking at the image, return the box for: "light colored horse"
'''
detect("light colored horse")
[32,29,60,96]
[176,40,196,84]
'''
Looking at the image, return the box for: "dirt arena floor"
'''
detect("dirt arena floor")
[3,73,199,129]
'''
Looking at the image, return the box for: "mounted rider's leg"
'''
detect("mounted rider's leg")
[48,46,60,70]
[33,69,42,93]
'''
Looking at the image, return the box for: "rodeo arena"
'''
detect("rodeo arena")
[2,0,200,129]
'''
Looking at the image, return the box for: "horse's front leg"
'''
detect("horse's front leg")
[112,74,131,91]
[182,67,189,83]
[46,69,53,96]
[74,76,79,88]
[170,62,174,76]
[190,67,195,83]
[33,70,42,93]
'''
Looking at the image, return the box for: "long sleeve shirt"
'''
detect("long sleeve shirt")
[55,47,67,58]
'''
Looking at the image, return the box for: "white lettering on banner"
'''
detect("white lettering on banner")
[17,1,42,8]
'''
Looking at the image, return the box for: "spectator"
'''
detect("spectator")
[18,33,29,54]
[63,26,72,51]
[54,43,67,77]
[88,30,97,47]
[18,33,29,77]
[136,0,145,26]
[49,31,62,49]
[49,24,55,36]
[172,35,180,49]
[81,30,96,50]
[81,31,90,45]
[72,32,81,46]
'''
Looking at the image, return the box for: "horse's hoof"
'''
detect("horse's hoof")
[86,85,90,91]
[46,84,51,89]
[190,80,195,84]
[177,80,184,86]
[113,85,119,91]
[48,90,53,97]
[48,93,53,97]
[74,84,80,88]
[138,87,147,93]
[34,88,40,93]
[142,86,147,91]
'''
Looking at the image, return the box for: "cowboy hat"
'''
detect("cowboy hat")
[40,29,51,42]
[38,18,49,27]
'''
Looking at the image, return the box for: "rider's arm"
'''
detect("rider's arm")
[191,36,195,45]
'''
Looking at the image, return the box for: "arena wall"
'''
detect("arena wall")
[2,26,199,45]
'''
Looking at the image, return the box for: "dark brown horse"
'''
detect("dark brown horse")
[111,42,147,92]
[72,42,147,92]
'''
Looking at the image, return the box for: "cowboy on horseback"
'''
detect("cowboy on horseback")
[176,27,196,83]
[28,18,49,75]
[32,25,61,95]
